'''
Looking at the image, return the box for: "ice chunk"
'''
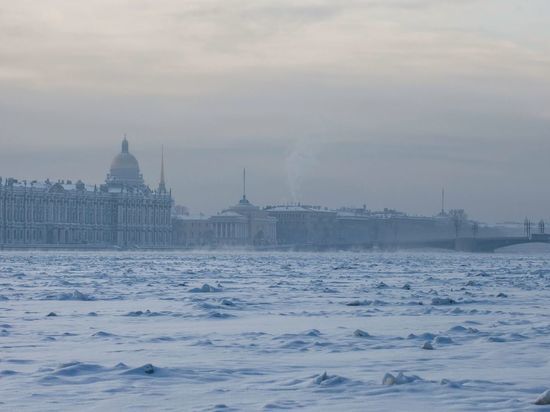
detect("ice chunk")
[353,329,371,338]
[383,372,422,386]
[313,372,347,386]
[535,390,550,405]
[407,332,437,340]
[122,363,156,375]
[189,284,222,293]
[56,290,94,301]
[440,378,463,388]
[315,371,329,384]
[383,373,396,385]
[433,336,453,344]
[127,310,150,316]
[449,325,467,332]
[92,331,114,338]
[346,300,372,306]
[422,341,434,350]
[431,297,456,305]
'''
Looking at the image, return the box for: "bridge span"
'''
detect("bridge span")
[266,235,550,253]
[389,235,550,253]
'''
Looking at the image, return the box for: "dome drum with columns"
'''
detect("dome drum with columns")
[106,137,146,189]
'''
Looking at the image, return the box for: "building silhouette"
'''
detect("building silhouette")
[0,138,172,249]
[172,169,276,247]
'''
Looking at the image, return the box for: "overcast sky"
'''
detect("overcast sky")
[1,0,549,222]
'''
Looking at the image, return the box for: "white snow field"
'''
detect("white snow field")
[1,251,550,411]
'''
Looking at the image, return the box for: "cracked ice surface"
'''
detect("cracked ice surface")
[1,251,550,411]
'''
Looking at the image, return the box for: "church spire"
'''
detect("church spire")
[158,145,166,193]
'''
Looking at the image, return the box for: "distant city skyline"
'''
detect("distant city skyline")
[1,0,549,223]
[0,135,546,224]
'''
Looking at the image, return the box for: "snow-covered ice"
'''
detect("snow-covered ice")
[1,250,550,411]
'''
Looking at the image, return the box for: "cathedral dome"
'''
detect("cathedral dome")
[110,152,140,177]
[106,137,144,187]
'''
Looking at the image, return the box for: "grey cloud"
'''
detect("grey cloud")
[0,0,549,222]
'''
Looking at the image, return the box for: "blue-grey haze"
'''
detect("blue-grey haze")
[0,0,549,222]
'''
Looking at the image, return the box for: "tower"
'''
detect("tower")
[158,145,166,193]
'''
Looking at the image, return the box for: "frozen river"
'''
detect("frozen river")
[1,251,550,411]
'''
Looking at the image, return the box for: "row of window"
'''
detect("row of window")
[0,203,171,225]
[2,228,114,243]
[1,228,172,244]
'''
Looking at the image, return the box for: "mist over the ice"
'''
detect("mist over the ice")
[1,0,549,222]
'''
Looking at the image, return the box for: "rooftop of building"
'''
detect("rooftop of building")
[1,178,95,192]
[173,213,210,221]
[265,204,336,213]
[0,177,171,196]
[212,210,248,218]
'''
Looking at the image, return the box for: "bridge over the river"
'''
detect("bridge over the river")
[392,234,550,253]
[267,235,550,253]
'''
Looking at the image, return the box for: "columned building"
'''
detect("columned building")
[223,195,277,245]
[171,172,277,248]
[0,138,172,249]
[209,210,250,246]
[174,195,277,248]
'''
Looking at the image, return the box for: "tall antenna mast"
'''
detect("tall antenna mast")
[441,187,445,214]
[243,168,246,200]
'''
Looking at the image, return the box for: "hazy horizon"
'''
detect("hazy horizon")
[1,0,549,223]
